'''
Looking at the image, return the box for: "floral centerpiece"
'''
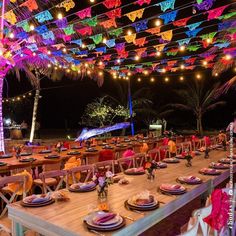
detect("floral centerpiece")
[12,145,24,159]
[55,142,63,153]
[93,170,114,200]
[144,158,159,180]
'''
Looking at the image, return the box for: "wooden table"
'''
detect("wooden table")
[8,150,235,236]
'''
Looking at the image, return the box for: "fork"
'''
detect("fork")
[89,229,105,236]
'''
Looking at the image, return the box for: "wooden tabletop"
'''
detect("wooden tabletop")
[8,150,235,236]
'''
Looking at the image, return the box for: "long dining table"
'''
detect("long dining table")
[7,149,235,236]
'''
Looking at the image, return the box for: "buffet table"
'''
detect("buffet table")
[7,150,235,236]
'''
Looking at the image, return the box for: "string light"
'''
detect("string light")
[81,43,86,48]
[137,78,141,82]
[9,33,14,39]
[99,71,103,76]
[156,51,161,57]
[0,50,3,56]
[206,38,212,44]
[150,77,155,82]
[29,24,35,31]
[162,68,166,73]
[225,54,232,60]
[179,45,185,51]
[57,13,63,20]
[214,73,218,77]
[90,0,95,2]
[66,69,70,73]
[47,63,51,68]
[202,60,207,66]
[78,69,81,74]
[117,59,121,64]
[102,37,107,43]
[33,52,36,56]
[196,73,201,79]
[164,77,169,82]
[125,77,129,80]
[62,48,67,53]
[85,63,88,67]
[127,72,131,76]
[180,76,184,81]
[135,55,140,61]
[20,53,24,57]
[17,97,20,101]
[127,30,132,36]
[180,64,185,70]
[87,70,91,75]
[47,50,51,55]
[155,19,161,26]
[98,61,103,66]
[234,67,236,72]
[143,70,148,75]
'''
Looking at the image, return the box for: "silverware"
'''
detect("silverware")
[121,215,135,221]
[89,229,105,236]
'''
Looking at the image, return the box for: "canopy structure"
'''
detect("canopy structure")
[0,0,235,151]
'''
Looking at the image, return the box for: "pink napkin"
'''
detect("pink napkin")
[187,176,196,180]
[93,213,116,225]
[161,184,181,190]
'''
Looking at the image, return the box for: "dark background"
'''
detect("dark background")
[3,67,236,133]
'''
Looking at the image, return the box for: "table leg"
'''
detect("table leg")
[12,221,24,236]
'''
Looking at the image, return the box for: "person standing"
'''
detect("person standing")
[20,120,28,139]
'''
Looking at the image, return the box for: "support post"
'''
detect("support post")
[29,72,40,143]
[128,79,134,136]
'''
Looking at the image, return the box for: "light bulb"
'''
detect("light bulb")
[135,55,140,61]
[225,54,232,60]
[155,19,161,26]
[47,50,51,55]
[99,71,103,76]
[180,76,184,81]
[117,59,121,64]
[137,78,141,82]
[127,72,131,76]
[162,68,166,73]
[180,64,185,70]
[127,30,132,36]
[196,74,201,79]
[57,13,63,20]
[179,45,185,51]
[30,24,35,31]
[103,37,107,43]
[9,33,14,39]
[62,48,67,53]
[156,51,161,56]
[165,77,169,82]
[203,61,207,66]
[150,77,155,82]
[214,73,218,77]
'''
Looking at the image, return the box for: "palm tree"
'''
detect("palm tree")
[169,80,226,135]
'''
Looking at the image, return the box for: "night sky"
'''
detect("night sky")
[3,67,236,132]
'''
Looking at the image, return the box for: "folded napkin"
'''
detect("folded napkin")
[93,213,116,225]
[187,176,196,180]
[161,184,181,190]
[31,196,50,203]
[71,182,96,190]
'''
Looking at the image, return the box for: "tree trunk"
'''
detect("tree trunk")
[197,115,203,136]
[29,89,40,142]
[0,77,5,152]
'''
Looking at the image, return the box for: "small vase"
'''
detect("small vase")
[147,170,155,181]
[97,185,109,211]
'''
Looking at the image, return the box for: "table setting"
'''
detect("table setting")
[159,184,187,195]
[162,158,180,163]
[44,154,60,159]
[67,151,81,155]
[0,161,7,166]
[218,158,236,164]
[209,162,229,169]
[125,191,159,211]
[176,176,202,185]
[21,194,55,207]
[124,167,145,175]
[38,150,52,154]
[199,168,221,175]
[0,153,13,159]
[69,182,97,192]
[19,157,37,162]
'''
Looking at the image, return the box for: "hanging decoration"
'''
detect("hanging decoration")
[135,0,151,6]
[76,7,91,19]
[159,10,178,24]
[124,34,136,43]
[134,37,147,47]
[156,0,176,12]
[126,9,144,22]
[173,17,191,27]
[56,0,75,12]
[83,17,98,27]
[90,34,103,44]
[194,0,214,11]
[21,0,38,12]
[103,0,121,9]
[132,20,148,33]
[105,8,122,19]
[35,10,53,23]
[159,30,173,41]
[100,18,117,29]
[207,5,228,20]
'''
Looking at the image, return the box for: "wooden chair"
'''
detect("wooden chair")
[134,153,145,167]
[33,160,62,193]
[117,156,136,172]
[39,169,68,194]
[181,141,192,152]
[148,149,161,162]
[114,147,129,159]
[94,160,115,174]
[83,153,99,165]
[69,165,94,184]
[159,145,170,158]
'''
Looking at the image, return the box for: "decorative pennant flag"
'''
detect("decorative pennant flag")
[76,7,91,19]
[26,43,38,52]
[16,20,30,32]
[156,0,176,12]
[136,48,147,57]
[159,10,178,24]
[87,44,96,50]
[166,48,178,56]
[159,30,173,41]
[187,22,202,31]
[218,21,234,31]
[95,47,107,54]
[109,28,123,37]
[35,10,53,23]
[83,17,98,27]
[205,54,216,62]
[53,44,65,50]
[105,39,116,48]
[100,18,117,28]
[187,45,200,51]
[63,25,75,35]
[146,27,161,35]
[76,26,92,36]
[116,43,125,52]
[207,5,228,20]
[4,10,17,25]
[167,60,177,67]
[194,0,214,11]
[90,34,103,44]
[126,9,144,22]
[214,42,230,49]
[35,25,48,34]
[55,18,68,28]
[177,38,191,46]
[200,32,217,40]
[185,57,196,65]
[135,0,151,6]
[103,54,111,61]
[132,20,148,33]
[173,17,191,27]
[57,0,75,11]
[153,44,166,52]
[134,37,147,47]
[16,31,28,39]
[103,0,121,9]
[63,35,72,42]
[20,0,38,12]
[42,31,55,40]
[118,50,129,58]
[219,12,236,20]
[105,8,121,19]
[71,39,82,46]
[185,28,202,37]
[124,34,136,43]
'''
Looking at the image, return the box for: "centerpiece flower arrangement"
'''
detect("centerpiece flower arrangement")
[93,170,114,200]
[12,145,24,159]
[55,142,63,153]
[144,158,159,180]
